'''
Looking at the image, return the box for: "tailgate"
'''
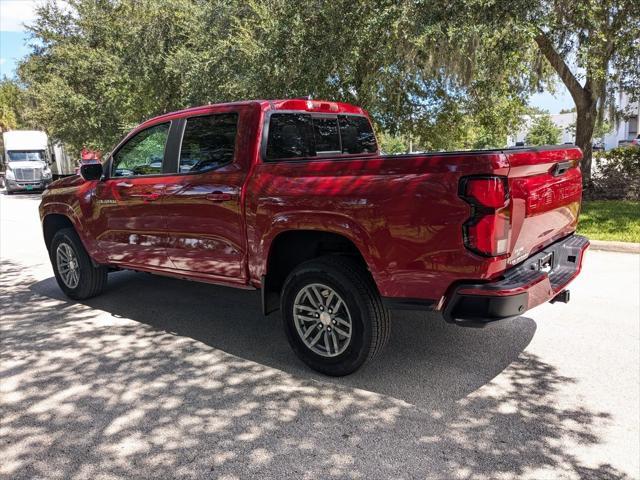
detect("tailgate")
[505,147,583,266]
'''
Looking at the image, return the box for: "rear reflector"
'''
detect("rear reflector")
[460,176,511,257]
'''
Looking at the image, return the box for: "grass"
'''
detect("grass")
[577,200,640,243]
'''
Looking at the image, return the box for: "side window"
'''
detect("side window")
[112,123,170,177]
[266,113,313,160]
[338,115,377,154]
[179,113,238,173]
[312,116,341,154]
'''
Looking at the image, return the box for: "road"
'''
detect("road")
[1,192,638,480]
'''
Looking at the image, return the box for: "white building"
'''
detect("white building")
[603,93,639,150]
[508,93,639,150]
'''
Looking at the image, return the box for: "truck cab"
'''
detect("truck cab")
[3,130,54,193]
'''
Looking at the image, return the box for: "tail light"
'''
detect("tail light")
[459,176,511,257]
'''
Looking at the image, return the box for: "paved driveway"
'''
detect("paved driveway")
[1,192,638,480]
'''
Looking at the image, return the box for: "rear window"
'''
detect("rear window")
[339,115,377,154]
[265,113,377,161]
[313,117,341,154]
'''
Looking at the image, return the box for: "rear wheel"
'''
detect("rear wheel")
[49,228,108,299]
[281,255,390,376]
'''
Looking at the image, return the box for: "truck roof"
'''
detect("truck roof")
[136,99,367,130]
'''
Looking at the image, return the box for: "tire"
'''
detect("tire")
[281,255,390,376]
[49,228,108,300]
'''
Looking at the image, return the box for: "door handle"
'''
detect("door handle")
[142,192,161,202]
[130,192,162,201]
[206,192,233,202]
[116,181,133,188]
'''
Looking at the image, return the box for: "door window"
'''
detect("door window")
[112,123,170,177]
[179,113,238,173]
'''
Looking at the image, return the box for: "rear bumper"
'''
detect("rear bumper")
[443,234,589,326]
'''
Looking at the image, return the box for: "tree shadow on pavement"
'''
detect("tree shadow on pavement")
[29,269,536,409]
[1,259,626,479]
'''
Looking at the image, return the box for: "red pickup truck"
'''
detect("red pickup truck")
[39,99,589,375]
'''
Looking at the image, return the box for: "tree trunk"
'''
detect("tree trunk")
[533,32,600,187]
[575,102,597,183]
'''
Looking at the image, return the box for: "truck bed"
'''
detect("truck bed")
[248,144,583,303]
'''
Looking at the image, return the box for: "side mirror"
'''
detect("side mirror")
[80,162,103,181]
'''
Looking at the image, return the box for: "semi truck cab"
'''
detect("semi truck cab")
[3,130,54,193]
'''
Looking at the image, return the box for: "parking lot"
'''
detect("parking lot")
[1,192,638,480]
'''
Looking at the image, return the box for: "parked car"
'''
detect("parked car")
[39,99,589,375]
[631,134,640,146]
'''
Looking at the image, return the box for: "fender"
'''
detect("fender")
[40,200,107,264]
[250,210,388,288]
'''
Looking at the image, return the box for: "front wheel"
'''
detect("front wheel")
[281,256,390,376]
[49,228,108,300]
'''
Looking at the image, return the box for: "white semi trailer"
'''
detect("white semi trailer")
[2,130,74,193]
[50,142,75,178]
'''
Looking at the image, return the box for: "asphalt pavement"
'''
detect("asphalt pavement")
[1,192,638,480]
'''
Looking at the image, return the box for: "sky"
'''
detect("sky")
[1,0,38,78]
[529,89,574,114]
[0,0,576,114]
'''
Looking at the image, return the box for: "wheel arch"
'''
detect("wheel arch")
[40,200,105,262]
[260,227,381,315]
[42,213,76,250]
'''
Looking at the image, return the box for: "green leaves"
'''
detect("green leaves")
[526,115,562,146]
[16,0,638,158]
[0,79,23,131]
[19,0,196,152]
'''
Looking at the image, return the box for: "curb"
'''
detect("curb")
[588,239,640,254]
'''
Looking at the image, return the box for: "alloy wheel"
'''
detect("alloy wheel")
[293,283,353,357]
[56,242,80,289]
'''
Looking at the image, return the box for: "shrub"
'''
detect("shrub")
[587,146,640,200]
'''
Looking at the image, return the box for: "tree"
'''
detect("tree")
[565,119,613,143]
[526,115,562,145]
[442,0,640,182]
[378,133,409,154]
[18,0,527,154]
[0,79,25,132]
[0,78,30,167]
[20,0,636,167]
[531,0,639,182]
[19,0,197,153]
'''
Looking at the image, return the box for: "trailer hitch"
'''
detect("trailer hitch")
[550,290,570,304]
